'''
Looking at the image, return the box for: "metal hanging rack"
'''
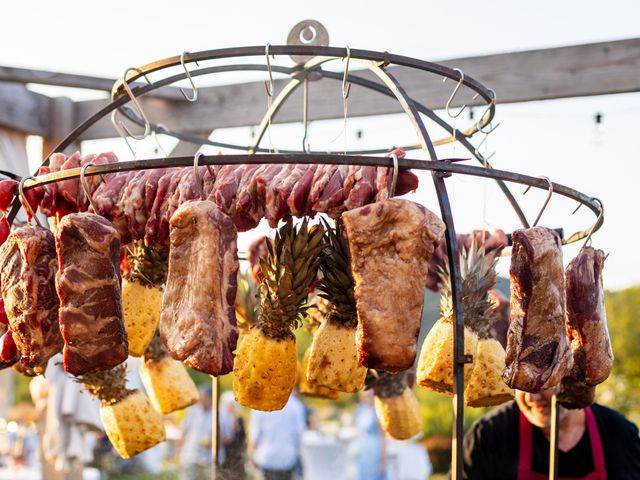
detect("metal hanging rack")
[6,20,603,480]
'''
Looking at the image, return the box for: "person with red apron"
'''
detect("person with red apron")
[517,406,606,479]
[460,389,640,479]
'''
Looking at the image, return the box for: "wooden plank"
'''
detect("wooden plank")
[0,65,183,100]
[43,97,80,156]
[0,82,51,136]
[66,37,640,140]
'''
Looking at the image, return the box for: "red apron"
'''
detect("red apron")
[517,407,606,479]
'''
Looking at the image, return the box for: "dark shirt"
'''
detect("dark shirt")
[461,401,640,479]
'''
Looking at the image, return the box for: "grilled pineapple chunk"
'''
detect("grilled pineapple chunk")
[233,327,297,411]
[417,320,477,394]
[375,388,422,440]
[100,390,166,458]
[299,347,339,400]
[307,320,366,393]
[465,338,514,407]
[122,278,162,356]
[81,365,166,459]
[372,371,422,440]
[140,355,199,414]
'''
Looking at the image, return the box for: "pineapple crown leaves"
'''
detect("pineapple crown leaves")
[316,218,357,324]
[76,364,129,405]
[256,218,326,337]
[438,236,499,335]
[126,242,169,287]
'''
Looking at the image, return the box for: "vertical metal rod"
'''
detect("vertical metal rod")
[211,376,220,479]
[366,62,466,480]
[302,77,309,152]
[549,394,559,479]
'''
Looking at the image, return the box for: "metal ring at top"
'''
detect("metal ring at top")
[287,20,330,64]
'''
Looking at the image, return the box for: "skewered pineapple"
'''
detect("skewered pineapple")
[417,239,502,398]
[233,219,325,411]
[121,243,168,356]
[306,221,367,393]
[80,364,165,458]
[139,332,199,414]
[372,371,422,440]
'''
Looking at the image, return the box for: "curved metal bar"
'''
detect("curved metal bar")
[110,45,496,114]
[365,61,466,480]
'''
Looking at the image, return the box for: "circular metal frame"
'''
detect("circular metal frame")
[9,44,602,480]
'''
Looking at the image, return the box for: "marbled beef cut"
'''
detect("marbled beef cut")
[0,226,62,375]
[503,227,573,392]
[558,247,612,408]
[55,213,127,375]
[342,199,445,373]
[160,200,239,376]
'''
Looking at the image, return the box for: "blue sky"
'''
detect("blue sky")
[2,0,639,288]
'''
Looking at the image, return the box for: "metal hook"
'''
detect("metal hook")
[264,43,274,97]
[474,89,498,132]
[444,68,467,119]
[523,176,553,227]
[110,111,137,158]
[342,46,352,100]
[581,197,604,249]
[113,67,151,140]
[80,162,99,214]
[179,51,199,102]
[193,152,205,200]
[18,176,42,227]
[390,153,399,197]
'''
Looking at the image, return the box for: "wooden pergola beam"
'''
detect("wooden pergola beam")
[2,38,639,141]
[0,66,183,100]
[72,37,640,141]
[0,82,51,136]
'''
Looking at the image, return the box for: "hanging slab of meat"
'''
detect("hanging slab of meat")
[503,227,573,392]
[56,213,127,375]
[342,199,445,373]
[558,247,612,408]
[160,200,239,376]
[0,226,62,375]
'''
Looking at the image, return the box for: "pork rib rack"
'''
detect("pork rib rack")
[55,213,128,375]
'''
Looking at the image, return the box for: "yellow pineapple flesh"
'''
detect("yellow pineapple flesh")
[298,347,339,400]
[122,278,162,356]
[122,243,168,357]
[372,371,422,440]
[139,333,199,414]
[465,338,514,407]
[307,319,366,393]
[233,327,298,411]
[100,390,166,458]
[232,219,325,411]
[80,364,165,458]
[417,238,498,395]
[307,219,365,393]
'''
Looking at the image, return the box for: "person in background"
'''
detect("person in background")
[355,390,388,480]
[218,390,246,480]
[248,390,306,480]
[177,387,213,480]
[462,388,640,479]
